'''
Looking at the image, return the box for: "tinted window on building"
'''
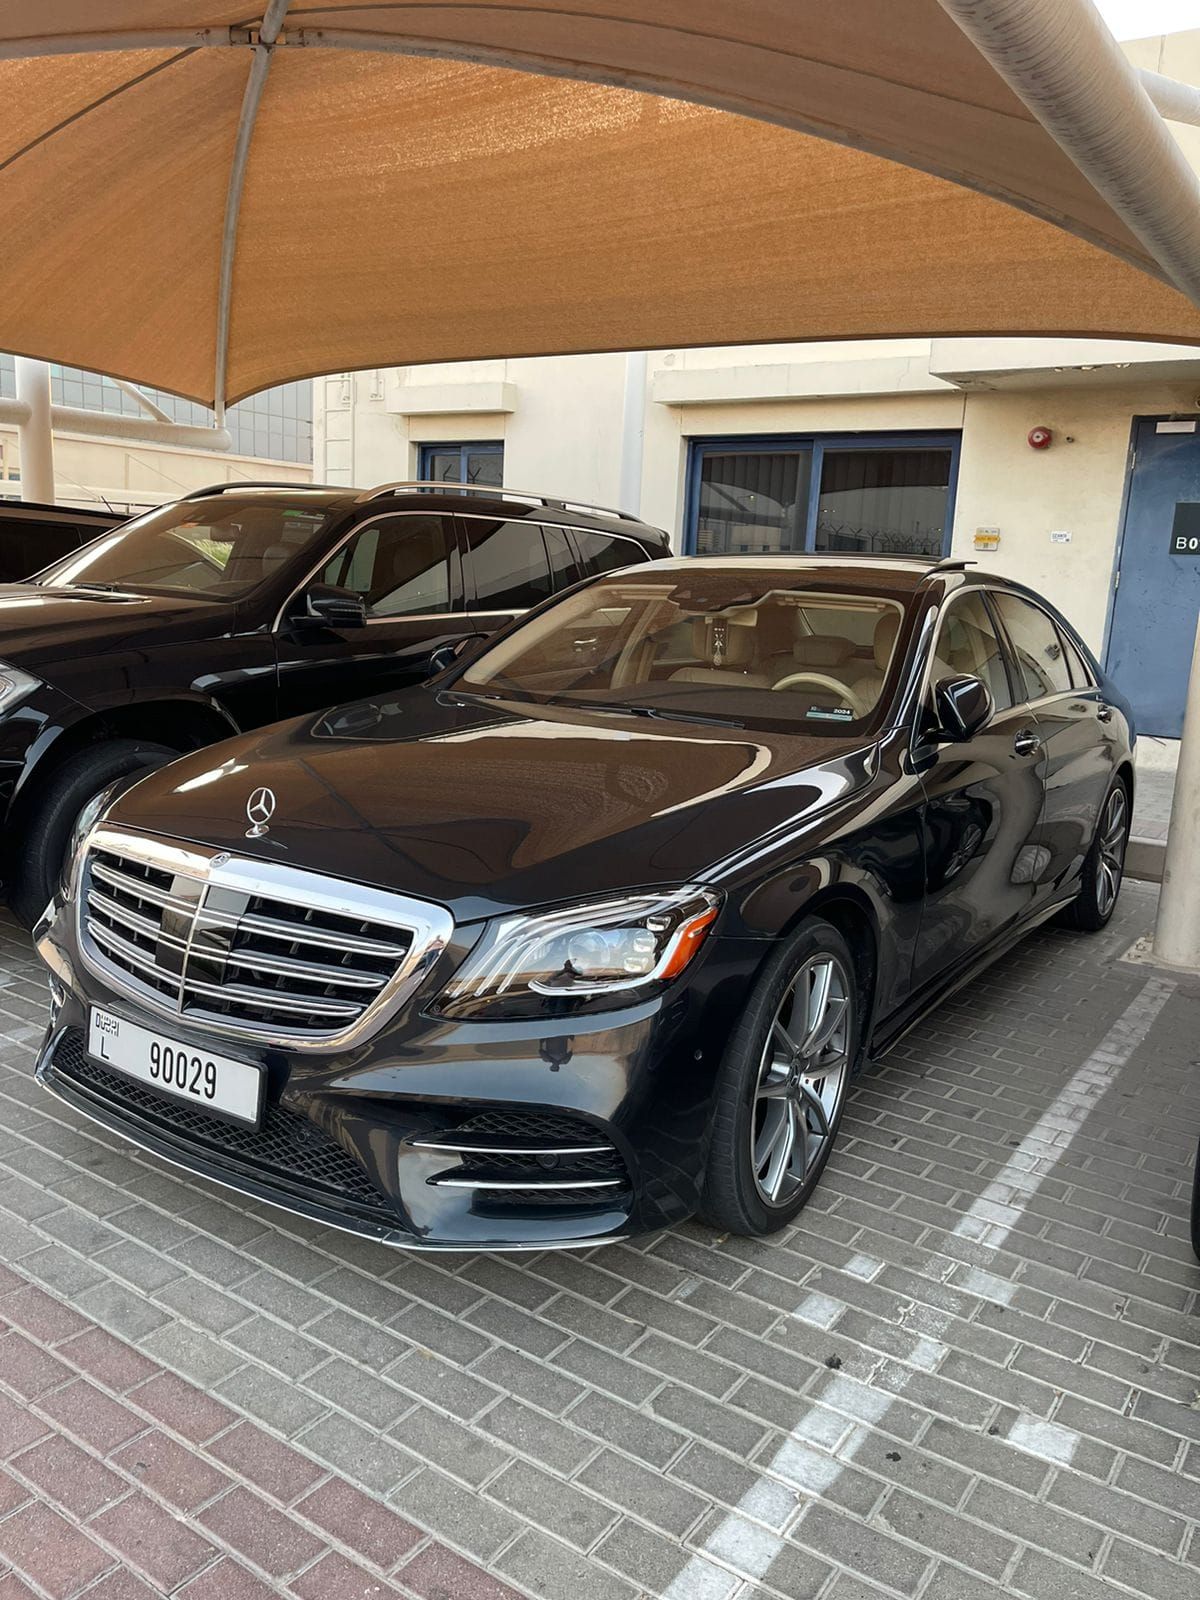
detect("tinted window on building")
[462,518,553,610]
[324,515,454,617]
[991,594,1073,699]
[695,450,811,556]
[0,356,313,464]
[571,528,641,578]
[421,442,504,487]
[814,449,952,558]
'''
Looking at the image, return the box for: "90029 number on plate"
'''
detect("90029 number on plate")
[148,1041,218,1102]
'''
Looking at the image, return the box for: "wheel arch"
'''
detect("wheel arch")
[4,696,237,867]
[776,885,881,1062]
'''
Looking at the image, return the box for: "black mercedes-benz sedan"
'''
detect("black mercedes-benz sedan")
[33,556,1134,1250]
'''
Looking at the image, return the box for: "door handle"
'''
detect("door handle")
[1096,701,1113,723]
[1013,730,1042,757]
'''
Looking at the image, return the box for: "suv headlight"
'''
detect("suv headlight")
[435,886,721,1019]
[0,663,39,714]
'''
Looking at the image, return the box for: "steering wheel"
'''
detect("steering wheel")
[770,670,866,718]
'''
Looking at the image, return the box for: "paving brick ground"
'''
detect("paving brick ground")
[0,882,1197,1599]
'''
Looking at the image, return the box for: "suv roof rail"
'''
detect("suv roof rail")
[355,480,643,523]
[181,481,347,500]
[926,557,977,573]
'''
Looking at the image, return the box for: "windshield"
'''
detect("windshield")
[459,569,910,733]
[34,495,337,600]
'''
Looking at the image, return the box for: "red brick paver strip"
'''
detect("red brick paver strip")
[0,1260,530,1599]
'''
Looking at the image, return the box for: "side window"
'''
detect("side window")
[571,528,643,578]
[461,518,554,610]
[991,594,1073,699]
[323,515,453,618]
[1057,627,1094,689]
[931,592,1014,712]
[542,527,581,592]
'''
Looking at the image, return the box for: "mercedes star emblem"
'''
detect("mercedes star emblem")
[245,786,276,839]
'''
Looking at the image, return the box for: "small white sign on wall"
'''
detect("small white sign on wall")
[1049,530,1072,544]
[1156,420,1197,434]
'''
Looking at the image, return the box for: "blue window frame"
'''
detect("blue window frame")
[683,432,960,558]
[419,441,504,487]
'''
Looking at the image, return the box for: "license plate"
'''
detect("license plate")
[87,1008,264,1129]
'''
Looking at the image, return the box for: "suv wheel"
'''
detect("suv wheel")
[10,740,176,927]
[700,917,859,1236]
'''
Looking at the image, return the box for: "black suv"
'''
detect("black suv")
[0,480,668,923]
[0,499,128,583]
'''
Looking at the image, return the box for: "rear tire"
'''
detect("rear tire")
[699,917,860,1237]
[9,739,176,927]
[1059,776,1129,933]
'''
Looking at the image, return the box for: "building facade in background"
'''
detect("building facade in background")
[0,356,312,511]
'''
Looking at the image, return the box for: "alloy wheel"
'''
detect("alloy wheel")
[750,952,852,1207]
[1096,785,1128,918]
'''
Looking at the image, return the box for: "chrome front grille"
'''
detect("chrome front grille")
[78,828,453,1047]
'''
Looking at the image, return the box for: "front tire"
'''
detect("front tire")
[699,917,860,1237]
[9,739,176,927]
[1060,777,1129,933]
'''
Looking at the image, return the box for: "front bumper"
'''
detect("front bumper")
[35,901,754,1250]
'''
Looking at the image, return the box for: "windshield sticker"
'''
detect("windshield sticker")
[806,706,854,721]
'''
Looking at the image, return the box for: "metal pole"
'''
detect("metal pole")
[618,351,647,519]
[1154,611,1200,969]
[14,358,55,503]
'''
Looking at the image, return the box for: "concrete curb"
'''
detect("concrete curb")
[1125,834,1164,884]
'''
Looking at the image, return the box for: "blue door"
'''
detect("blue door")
[1107,417,1200,737]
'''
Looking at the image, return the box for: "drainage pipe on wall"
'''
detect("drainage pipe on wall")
[936,0,1200,971]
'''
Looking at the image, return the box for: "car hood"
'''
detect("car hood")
[107,688,876,923]
[0,584,233,669]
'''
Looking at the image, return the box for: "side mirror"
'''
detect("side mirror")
[303,583,366,628]
[932,674,992,741]
[428,634,482,676]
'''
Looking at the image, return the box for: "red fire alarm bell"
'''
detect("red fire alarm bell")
[1027,426,1053,450]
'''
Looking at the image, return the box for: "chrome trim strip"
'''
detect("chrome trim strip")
[78,826,455,1052]
[429,1176,625,1190]
[221,947,389,990]
[206,907,411,960]
[410,1139,615,1156]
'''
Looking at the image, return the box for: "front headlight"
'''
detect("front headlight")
[0,662,40,714]
[434,886,721,1019]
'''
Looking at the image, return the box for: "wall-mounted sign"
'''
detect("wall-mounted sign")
[1169,502,1200,555]
[974,526,1000,551]
[1049,530,1072,545]
[1156,420,1197,434]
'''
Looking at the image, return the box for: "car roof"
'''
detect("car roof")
[177,481,668,542]
[638,554,953,592]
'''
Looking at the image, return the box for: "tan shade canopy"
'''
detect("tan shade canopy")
[2,1,1199,406]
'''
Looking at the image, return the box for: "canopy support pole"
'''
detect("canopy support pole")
[935,0,1200,306]
[1154,614,1200,968]
[212,0,290,424]
[935,0,1200,972]
[14,358,54,503]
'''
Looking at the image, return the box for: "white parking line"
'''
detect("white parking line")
[664,973,1176,1595]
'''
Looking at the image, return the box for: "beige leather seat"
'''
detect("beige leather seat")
[669,616,773,688]
[847,611,901,709]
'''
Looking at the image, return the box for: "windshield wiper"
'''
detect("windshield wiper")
[543,696,745,729]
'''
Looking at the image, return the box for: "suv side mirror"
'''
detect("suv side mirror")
[303,583,366,628]
[428,635,482,676]
[932,674,993,741]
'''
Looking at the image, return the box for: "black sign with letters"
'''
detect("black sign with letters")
[1168,503,1200,556]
